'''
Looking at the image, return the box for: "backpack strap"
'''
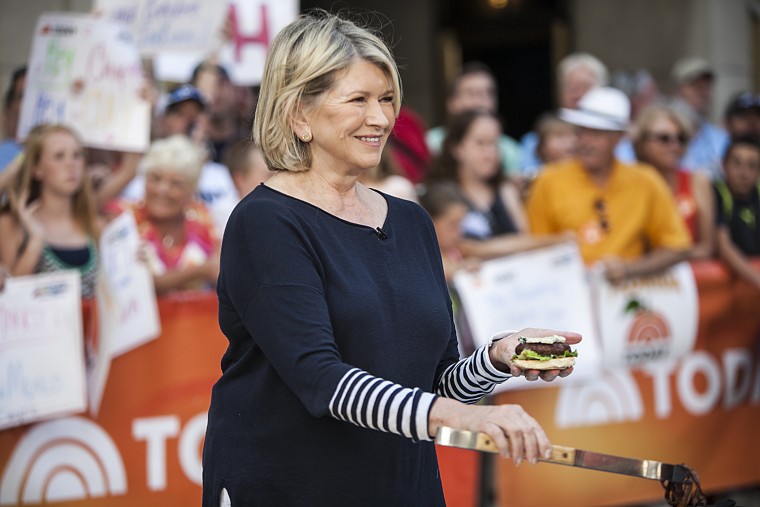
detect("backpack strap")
[714,180,733,223]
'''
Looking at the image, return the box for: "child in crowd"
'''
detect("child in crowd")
[535,113,578,166]
[518,113,578,198]
[419,181,479,283]
[713,136,760,291]
[0,124,100,298]
[359,149,418,202]
[222,138,271,199]
[419,181,480,356]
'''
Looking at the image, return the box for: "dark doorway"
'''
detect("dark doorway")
[440,0,569,140]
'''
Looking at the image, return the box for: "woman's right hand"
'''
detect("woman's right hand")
[428,397,551,465]
[17,190,45,240]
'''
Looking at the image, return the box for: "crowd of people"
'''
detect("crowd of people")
[0,8,757,505]
[0,47,758,299]
[421,55,759,290]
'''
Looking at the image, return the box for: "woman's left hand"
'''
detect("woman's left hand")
[488,328,582,382]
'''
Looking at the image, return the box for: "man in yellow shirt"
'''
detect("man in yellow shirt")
[527,87,692,282]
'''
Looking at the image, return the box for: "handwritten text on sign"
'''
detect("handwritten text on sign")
[453,242,602,391]
[18,13,150,151]
[0,271,86,431]
[97,0,228,54]
[98,210,161,359]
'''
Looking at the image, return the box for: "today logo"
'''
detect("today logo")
[622,298,672,366]
[554,346,760,428]
[0,417,126,505]
[0,413,207,505]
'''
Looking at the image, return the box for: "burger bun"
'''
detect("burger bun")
[513,356,576,371]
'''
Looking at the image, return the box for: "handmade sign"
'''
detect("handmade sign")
[0,271,85,431]
[18,13,150,151]
[453,242,602,390]
[152,0,299,85]
[96,0,228,54]
[98,210,161,359]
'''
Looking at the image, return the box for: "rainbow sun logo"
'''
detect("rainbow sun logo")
[623,298,672,366]
[0,417,127,505]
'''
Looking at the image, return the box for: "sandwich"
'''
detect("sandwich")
[511,335,578,370]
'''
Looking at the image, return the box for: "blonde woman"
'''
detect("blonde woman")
[203,11,581,506]
[632,104,715,259]
[0,124,100,298]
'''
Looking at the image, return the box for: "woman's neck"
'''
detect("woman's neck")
[151,213,186,235]
[459,170,493,206]
[267,168,387,228]
[269,168,361,208]
[36,190,74,220]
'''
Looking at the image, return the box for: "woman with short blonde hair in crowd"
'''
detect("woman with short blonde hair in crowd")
[129,134,220,294]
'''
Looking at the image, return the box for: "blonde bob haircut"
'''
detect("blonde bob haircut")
[253,10,401,172]
[141,134,204,189]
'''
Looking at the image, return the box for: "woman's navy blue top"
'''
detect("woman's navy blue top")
[202,184,462,506]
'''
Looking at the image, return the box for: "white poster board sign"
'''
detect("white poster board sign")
[98,210,161,359]
[96,0,228,55]
[591,261,699,368]
[18,13,150,152]
[153,0,299,85]
[0,271,86,430]
[453,242,602,391]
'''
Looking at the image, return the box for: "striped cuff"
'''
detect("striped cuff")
[436,344,511,403]
[479,343,514,381]
[328,368,438,442]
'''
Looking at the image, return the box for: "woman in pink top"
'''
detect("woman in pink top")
[132,135,220,294]
[632,104,715,259]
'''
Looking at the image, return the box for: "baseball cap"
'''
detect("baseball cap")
[671,57,714,85]
[558,86,631,131]
[166,84,206,111]
[724,92,760,119]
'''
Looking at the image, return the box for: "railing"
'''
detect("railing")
[0,260,758,507]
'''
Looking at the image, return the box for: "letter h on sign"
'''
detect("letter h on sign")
[228,3,270,63]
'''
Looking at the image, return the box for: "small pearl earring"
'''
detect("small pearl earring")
[301,132,311,142]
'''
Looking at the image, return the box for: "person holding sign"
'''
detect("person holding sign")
[202,11,581,506]
[0,124,100,298]
[127,134,220,294]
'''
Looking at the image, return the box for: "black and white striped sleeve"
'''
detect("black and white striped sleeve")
[328,368,437,442]
[434,343,512,403]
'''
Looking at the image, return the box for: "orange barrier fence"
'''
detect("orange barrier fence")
[492,260,760,507]
[0,261,758,506]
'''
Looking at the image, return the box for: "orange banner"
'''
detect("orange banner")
[0,261,758,507]
[492,260,760,507]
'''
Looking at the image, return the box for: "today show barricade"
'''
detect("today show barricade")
[0,260,758,507]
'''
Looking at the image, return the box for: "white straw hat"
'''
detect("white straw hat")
[559,86,631,131]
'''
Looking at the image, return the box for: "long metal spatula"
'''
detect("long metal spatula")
[436,426,689,483]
